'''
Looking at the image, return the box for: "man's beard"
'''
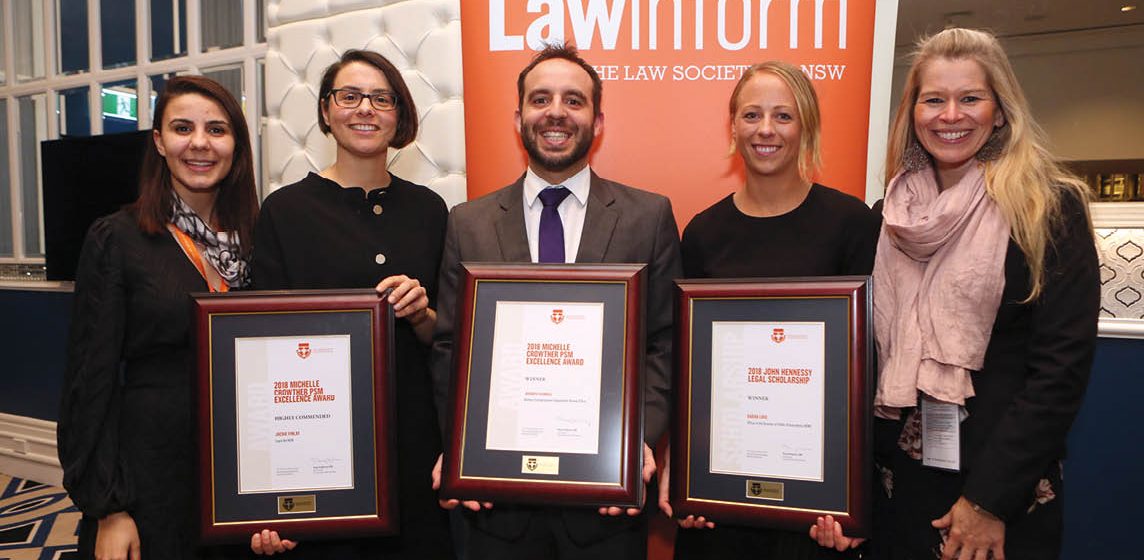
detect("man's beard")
[520,122,594,174]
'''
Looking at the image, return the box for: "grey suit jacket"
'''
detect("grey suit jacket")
[428,172,682,543]
[431,172,681,444]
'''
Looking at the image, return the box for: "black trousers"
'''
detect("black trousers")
[464,509,646,560]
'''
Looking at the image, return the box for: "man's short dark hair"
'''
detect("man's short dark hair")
[516,43,602,114]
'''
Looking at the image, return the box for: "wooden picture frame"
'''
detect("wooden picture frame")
[193,289,397,543]
[670,277,872,535]
[439,263,646,508]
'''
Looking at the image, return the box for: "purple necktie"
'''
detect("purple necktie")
[537,186,571,263]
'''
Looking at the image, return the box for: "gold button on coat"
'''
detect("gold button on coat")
[373,204,383,215]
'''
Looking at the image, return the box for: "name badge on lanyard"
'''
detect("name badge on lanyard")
[921,397,964,472]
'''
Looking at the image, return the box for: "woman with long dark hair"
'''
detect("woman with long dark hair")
[59,75,258,559]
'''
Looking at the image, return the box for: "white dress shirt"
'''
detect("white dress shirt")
[522,165,591,263]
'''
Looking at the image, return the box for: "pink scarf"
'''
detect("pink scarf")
[873,164,1010,419]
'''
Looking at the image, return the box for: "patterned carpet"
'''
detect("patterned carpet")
[0,474,79,560]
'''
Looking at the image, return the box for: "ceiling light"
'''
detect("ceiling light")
[1123,5,1138,12]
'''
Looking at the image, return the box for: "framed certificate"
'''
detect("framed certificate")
[670,277,872,535]
[193,289,397,543]
[440,263,645,509]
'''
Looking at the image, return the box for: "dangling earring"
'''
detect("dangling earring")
[975,126,1005,162]
[903,138,931,172]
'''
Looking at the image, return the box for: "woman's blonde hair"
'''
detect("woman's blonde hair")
[729,61,822,182]
[885,28,1091,301]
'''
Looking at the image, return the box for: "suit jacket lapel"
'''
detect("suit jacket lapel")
[576,172,618,263]
[494,177,532,262]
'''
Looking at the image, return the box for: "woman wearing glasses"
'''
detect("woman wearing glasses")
[250,50,453,559]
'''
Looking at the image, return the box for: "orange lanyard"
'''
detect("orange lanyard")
[167,224,229,293]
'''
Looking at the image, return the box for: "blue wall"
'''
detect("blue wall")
[0,289,72,421]
[1063,337,1143,558]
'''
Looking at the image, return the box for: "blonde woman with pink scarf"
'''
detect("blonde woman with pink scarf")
[812,28,1099,560]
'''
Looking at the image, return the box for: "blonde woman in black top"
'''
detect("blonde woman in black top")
[660,61,878,560]
[858,28,1097,560]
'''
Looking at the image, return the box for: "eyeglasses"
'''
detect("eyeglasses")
[327,89,397,111]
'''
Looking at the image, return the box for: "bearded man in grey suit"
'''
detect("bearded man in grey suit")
[428,43,682,558]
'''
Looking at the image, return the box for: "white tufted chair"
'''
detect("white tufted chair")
[265,0,467,208]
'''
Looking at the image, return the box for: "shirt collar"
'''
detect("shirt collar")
[524,165,591,209]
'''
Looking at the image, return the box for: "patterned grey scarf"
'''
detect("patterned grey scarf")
[170,195,250,288]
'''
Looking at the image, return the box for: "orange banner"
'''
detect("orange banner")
[462,1,878,228]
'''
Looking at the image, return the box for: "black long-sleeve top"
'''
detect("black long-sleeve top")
[959,191,1100,521]
[59,209,213,557]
